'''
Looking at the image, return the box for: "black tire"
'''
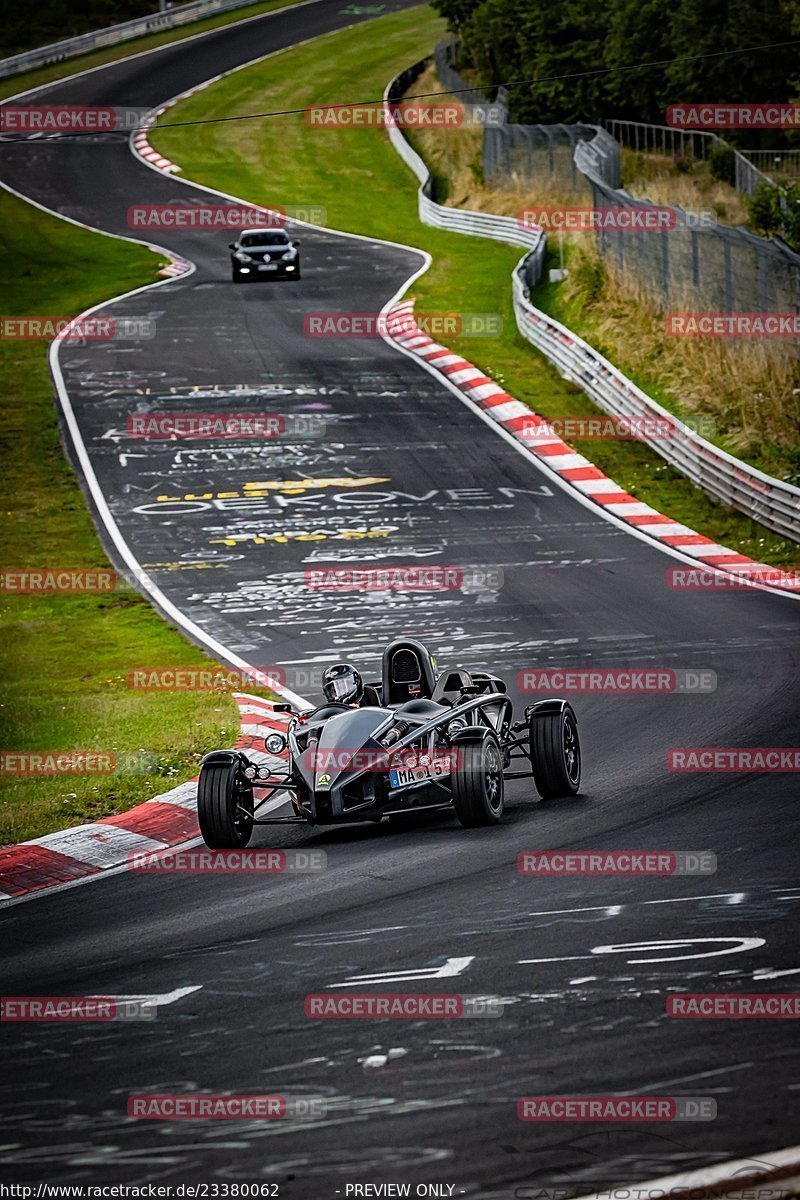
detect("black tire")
[529,704,581,799]
[232,273,244,284]
[451,731,504,827]
[197,759,254,848]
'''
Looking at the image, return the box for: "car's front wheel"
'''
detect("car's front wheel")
[451,730,504,827]
[197,757,254,848]
[529,702,581,799]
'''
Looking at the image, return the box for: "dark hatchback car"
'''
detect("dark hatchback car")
[229,229,301,282]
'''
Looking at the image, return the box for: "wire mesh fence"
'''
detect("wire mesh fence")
[433,41,800,323]
[387,56,800,541]
[574,143,800,316]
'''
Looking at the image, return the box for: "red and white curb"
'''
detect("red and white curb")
[386,301,799,593]
[129,103,193,278]
[0,693,291,903]
[126,100,193,277]
[131,82,216,177]
[131,104,183,175]
[130,88,217,279]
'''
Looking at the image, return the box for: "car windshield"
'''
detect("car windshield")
[239,232,289,247]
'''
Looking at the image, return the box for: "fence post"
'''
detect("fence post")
[723,239,734,312]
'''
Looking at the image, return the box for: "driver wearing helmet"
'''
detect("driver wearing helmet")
[321,663,380,708]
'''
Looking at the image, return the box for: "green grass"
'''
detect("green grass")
[152,4,800,570]
[0,190,262,843]
[0,0,309,102]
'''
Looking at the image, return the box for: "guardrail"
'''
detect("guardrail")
[384,62,546,271]
[385,61,800,543]
[511,278,800,541]
[0,0,260,80]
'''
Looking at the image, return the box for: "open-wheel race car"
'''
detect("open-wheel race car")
[197,638,581,847]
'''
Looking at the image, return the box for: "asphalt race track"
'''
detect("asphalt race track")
[1,1,800,1194]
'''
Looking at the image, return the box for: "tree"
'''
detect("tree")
[603,0,675,122]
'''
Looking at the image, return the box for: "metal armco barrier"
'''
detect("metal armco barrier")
[384,64,546,266]
[0,0,260,79]
[386,61,800,543]
[511,275,800,541]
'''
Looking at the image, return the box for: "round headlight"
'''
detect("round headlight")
[243,765,257,779]
[447,719,467,738]
[265,732,287,755]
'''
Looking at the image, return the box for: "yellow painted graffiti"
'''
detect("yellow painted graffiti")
[155,476,389,502]
[209,528,395,546]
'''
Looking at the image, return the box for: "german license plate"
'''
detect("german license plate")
[389,757,450,788]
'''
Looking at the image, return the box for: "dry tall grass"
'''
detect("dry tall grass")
[563,243,800,466]
[402,70,800,477]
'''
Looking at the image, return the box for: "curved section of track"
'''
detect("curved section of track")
[1,3,799,1191]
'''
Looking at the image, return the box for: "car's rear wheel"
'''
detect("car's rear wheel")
[451,730,504,827]
[197,758,254,848]
[529,703,581,799]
